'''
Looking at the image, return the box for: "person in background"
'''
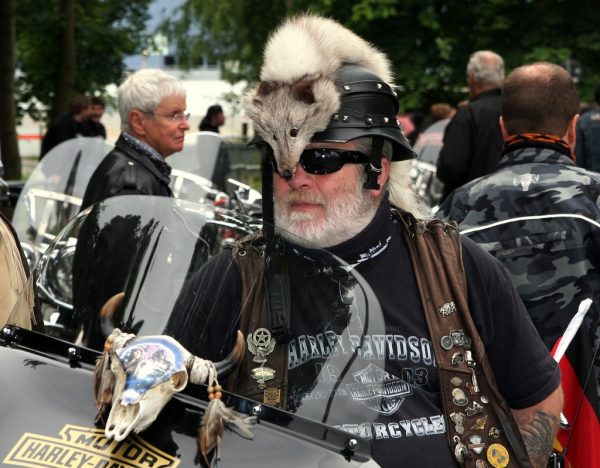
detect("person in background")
[74,69,190,350]
[198,104,230,191]
[40,95,91,159]
[429,103,456,123]
[80,69,190,210]
[437,62,599,466]
[436,50,504,201]
[199,104,225,133]
[84,96,107,139]
[575,82,600,172]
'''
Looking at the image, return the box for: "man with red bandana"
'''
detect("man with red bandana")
[438,62,600,467]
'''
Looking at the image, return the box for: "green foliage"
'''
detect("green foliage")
[164,0,600,113]
[15,0,152,124]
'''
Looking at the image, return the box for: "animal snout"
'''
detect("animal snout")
[281,169,294,180]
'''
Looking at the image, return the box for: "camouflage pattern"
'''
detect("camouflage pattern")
[437,145,600,410]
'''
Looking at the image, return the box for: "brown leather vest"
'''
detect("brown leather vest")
[398,211,531,467]
[227,213,532,467]
[225,231,289,407]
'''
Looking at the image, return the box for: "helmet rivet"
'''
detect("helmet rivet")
[342,115,349,122]
[343,85,351,91]
[383,117,389,124]
[366,117,373,126]
[332,114,339,121]
[377,83,382,89]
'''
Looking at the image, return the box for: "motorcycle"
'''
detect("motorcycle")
[10,135,261,270]
[2,195,384,467]
[408,119,448,210]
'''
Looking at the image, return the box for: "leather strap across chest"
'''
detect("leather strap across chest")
[397,210,531,467]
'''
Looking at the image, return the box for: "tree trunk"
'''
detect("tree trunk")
[0,0,21,180]
[53,0,76,122]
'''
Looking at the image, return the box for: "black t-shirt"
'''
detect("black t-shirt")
[168,199,560,467]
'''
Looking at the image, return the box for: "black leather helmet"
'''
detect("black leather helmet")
[311,64,416,162]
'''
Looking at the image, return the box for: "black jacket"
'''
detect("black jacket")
[40,113,86,159]
[436,88,503,200]
[80,133,172,211]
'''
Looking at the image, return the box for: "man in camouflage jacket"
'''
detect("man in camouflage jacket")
[437,62,600,464]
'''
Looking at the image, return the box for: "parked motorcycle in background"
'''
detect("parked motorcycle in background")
[11,137,110,269]
[10,134,263,271]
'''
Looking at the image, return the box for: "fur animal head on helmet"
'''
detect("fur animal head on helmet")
[244,15,415,180]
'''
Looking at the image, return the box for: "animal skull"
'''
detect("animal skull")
[104,335,189,441]
[97,329,245,442]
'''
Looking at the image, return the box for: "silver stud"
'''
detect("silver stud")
[343,85,351,91]
[345,438,359,450]
[366,117,373,126]
[342,115,349,122]
[332,114,340,121]
[383,117,389,124]
[377,83,382,89]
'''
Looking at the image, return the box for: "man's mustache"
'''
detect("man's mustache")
[283,191,325,205]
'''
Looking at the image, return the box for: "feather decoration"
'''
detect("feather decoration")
[93,293,127,420]
[553,298,593,363]
[93,334,116,422]
[198,365,255,465]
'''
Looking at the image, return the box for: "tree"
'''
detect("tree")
[15,0,152,124]
[164,0,600,112]
[0,0,21,180]
[1,0,151,178]
[161,0,292,84]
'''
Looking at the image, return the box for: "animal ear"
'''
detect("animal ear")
[292,80,316,104]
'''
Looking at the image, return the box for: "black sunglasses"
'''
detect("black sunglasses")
[268,148,370,175]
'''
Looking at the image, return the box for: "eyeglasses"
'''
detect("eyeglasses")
[268,148,370,175]
[143,110,190,122]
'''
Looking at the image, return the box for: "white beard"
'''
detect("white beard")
[274,172,379,248]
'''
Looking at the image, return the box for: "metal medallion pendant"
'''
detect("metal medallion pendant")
[487,443,510,468]
[453,436,468,463]
[251,366,276,388]
[247,328,277,389]
[468,435,485,455]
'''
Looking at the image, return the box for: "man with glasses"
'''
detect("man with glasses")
[168,15,561,467]
[80,68,190,210]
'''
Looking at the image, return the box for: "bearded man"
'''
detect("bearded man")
[167,15,562,468]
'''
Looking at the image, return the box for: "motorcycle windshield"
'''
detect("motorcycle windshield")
[12,137,110,266]
[11,135,241,269]
[9,195,386,428]
[169,131,223,181]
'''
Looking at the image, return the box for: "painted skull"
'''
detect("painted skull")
[104,335,189,441]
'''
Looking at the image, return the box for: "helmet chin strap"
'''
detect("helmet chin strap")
[364,137,383,190]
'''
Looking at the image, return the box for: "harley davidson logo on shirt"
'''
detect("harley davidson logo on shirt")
[4,424,179,467]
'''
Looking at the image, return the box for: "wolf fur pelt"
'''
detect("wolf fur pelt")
[244,14,394,178]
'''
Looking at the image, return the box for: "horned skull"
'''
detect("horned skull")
[95,329,245,442]
[103,334,188,441]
